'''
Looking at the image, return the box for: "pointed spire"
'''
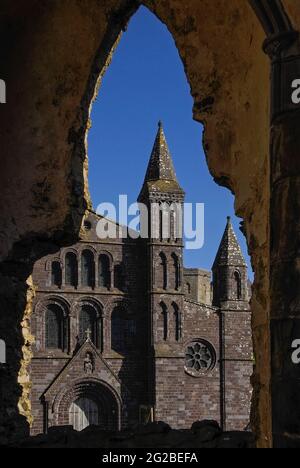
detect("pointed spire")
[144,121,178,182]
[138,122,184,201]
[213,217,247,269]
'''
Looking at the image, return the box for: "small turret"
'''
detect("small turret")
[212,217,248,307]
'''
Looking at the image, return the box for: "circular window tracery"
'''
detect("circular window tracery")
[185,340,216,377]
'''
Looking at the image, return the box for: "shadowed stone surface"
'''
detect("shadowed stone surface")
[6,421,255,449]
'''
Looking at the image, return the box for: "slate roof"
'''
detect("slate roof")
[139,122,184,199]
[213,217,247,268]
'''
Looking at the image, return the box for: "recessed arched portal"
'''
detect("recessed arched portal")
[57,380,121,432]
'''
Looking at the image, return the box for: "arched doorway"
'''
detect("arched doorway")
[58,380,121,432]
[69,397,99,431]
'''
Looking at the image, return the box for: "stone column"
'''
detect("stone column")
[265,30,300,448]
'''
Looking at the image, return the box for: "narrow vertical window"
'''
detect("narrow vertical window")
[233,271,242,300]
[161,303,168,341]
[111,307,123,353]
[82,250,95,288]
[114,264,125,291]
[79,305,101,348]
[51,261,62,288]
[159,210,163,242]
[159,253,167,290]
[99,255,111,289]
[172,253,180,290]
[173,303,182,342]
[46,304,65,350]
[111,306,135,353]
[65,252,78,287]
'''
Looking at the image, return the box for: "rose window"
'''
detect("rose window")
[185,340,215,376]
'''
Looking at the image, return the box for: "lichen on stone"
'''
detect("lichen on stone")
[18,277,36,426]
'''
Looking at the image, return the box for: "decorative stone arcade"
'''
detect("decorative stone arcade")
[0,0,300,449]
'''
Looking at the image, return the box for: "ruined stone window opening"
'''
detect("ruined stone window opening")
[81,250,95,288]
[65,252,78,288]
[10,2,258,444]
[4,0,299,448]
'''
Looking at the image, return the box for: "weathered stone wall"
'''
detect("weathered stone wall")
[1,0,300,448]
[30,216,251,435]
[221,309,253,431]
[183,269,212,305]
[29,214,147,435]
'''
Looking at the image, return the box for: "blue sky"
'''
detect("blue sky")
[88,6,253,278]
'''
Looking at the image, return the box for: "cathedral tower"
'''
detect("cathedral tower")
[212,216,249,307]
[213,217,252,430]
[138,122,185,415]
